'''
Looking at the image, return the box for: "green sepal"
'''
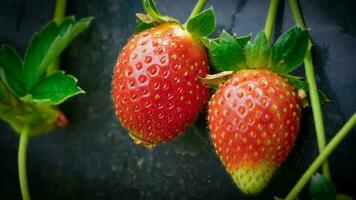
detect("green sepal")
[0,79,18,109]
[282,74,329,105]
[0,101,60,137]
[271,26,309,73]
[186,8,216,37]
[135,18,155,34]
[310,173,337,200]
[282,74,308,91]
[234,33,252,48]
[0,45,25,97]
[208,30,245,71]
[23,16,93,91]
[0,80,60,136]
[244,31,271,68]
[20,71,84,105]
[142,0,177,23]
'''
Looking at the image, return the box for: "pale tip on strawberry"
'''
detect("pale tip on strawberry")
[230,163,275,195]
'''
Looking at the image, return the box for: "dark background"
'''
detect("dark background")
[1,0,356,199]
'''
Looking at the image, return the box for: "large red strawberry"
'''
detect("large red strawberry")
[205,28,311,193]
[112,0,216,147]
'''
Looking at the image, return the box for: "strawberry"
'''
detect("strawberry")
[208,69,301,194]
[112,0,216,147]
[205,27,311,193]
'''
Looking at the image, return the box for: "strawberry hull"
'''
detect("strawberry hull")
[208,69,301,194]
[112,24,209,147]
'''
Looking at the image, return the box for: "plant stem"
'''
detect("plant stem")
[264,0,280,43]
[285,113,356,200]
[54,0,67,24]
[47,0,67,75]
[18,125,31,200]
[289,0,331,181]
[186,0,208,22]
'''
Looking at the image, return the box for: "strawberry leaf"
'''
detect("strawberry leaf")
[186,8,216,37]
[271,26,309,73]
[0,45,25,96]
[208,30,245,71]
[244,31,271,68]
[310,173,337,200]
[234,33,252,48]
[23,16,93,91]
[24,71,84,105]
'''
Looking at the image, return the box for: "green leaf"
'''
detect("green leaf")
[244,31,271,68]
[28,71,84,105]
[234,33,251,48]
[186,8,216,37]
[0,45,25,96]
[23,16,93,91]
[208,30,245,71]
[310,173,337,200]
[271,26,309,73]
[337,194,353,200]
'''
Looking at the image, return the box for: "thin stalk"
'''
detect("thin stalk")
[54,0,67,24]
[285,113,356,200]
[264,0,280,43]
[186,0,208,23]
[18,125,31,200]
[47,0,67,75]
[289,0,331,181]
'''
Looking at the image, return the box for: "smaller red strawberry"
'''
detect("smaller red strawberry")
[205,27,311,193]
[112,0,216,147]
[209,69,301,194]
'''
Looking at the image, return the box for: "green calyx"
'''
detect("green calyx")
[207,26,309,74]
[206,26,328,105]
[0,16,92,136]
[136,0,216,42]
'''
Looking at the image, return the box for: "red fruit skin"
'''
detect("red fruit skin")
[208,69,301,193]
[112,24,209,147]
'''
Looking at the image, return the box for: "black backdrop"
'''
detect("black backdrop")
[0,0,356,199]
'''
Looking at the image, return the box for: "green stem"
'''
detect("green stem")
[289,0,331,181]
[264,0,280,43]
[18,125,31,200]
[47,0,67,75]
[186,0,208,23]
[54,0,67,24]
[285,113,356,200]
